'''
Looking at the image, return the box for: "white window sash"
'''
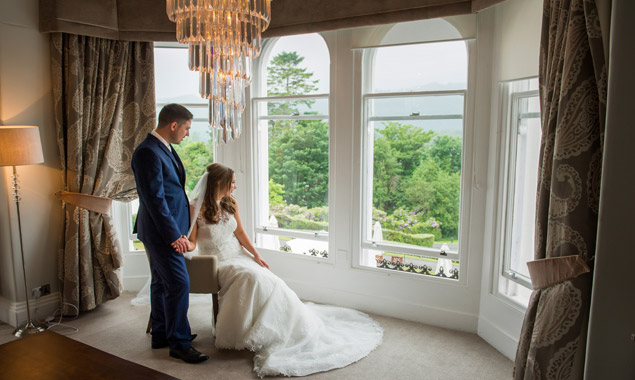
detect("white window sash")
[252,95,331,248]
[360,91,466,260]
[500,88,539,290]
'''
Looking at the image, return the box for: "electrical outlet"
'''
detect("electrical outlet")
[41,284,51,296]
[32,287,41,299]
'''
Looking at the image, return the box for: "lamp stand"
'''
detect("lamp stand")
[10,165,46,337]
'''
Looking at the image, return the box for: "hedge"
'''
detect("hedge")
[273,213,328,231]
[381,229,435,247]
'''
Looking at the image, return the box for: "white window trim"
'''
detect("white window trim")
[248,36,334,264]
[493,77,539,308]
[112,200,143,254]
[360,90,466,262]
[350,39,477,285]
[501,90,539,289]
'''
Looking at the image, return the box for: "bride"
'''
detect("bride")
[185,163,383,377]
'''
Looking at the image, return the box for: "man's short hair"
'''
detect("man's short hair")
[158,104,193,128]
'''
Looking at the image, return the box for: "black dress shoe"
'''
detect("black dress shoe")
[169,347,209,364]
[152,334,197,349]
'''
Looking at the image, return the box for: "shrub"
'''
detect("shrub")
[381,229,435,247]
[372,207,442,240]
[273,213,328,231]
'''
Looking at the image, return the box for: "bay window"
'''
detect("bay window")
[359,39,469,279]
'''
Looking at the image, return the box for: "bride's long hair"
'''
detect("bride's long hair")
[202,163,237,224]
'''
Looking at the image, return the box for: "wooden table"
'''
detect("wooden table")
[0,331,178,379]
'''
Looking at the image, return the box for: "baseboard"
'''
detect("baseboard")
[285,279,479,332]
[0,292,61,328]
[0,296,13,327]
[477,316,519,360]
[123,275,149,293]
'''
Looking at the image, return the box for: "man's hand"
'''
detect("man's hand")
[171,235,189,254]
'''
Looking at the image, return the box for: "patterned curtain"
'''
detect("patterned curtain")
[50,33,156,312]
[513,0,607,378]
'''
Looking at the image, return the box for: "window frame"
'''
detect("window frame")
[361,90,466,262]
[249,36,333,262]
[354,38,476,282]
[495,77,540,304]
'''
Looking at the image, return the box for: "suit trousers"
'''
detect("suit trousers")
[144,242,192,350]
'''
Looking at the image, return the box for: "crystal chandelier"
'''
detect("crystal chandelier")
[166,0,272,143]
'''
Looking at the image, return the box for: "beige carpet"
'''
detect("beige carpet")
[0,293,512,379]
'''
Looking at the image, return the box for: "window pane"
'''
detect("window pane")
[129,198,144,251]
[266,118,330,233]
[256,34,330,257]
[155,48,207,104]
[369,119,462,249]
[508,98,541,278]
[266,34,329,96]
[372,41,467,93]
[381,19,463,46]
[498,77,540,305]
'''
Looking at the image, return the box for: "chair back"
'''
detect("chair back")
[185,255,220,293]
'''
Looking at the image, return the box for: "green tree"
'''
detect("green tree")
[267,51,319,97]
[405,158,461,239]
[372,137,401,212]
[373,122,435,212]
[370,122,462,240]
[267,51,319,116]
[427,135,462,174]
[265,50,329,210]
[268,119,329,208]
[173,141,213,192]
[269,179,285,206]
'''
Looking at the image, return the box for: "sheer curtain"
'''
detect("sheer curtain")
[513,0,607,378]
[51,33,156,312]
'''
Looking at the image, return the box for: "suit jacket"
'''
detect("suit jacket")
[131,133,190,245]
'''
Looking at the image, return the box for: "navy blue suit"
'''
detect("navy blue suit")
[131,133,192,350]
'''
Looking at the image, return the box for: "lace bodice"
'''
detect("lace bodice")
[196,212,242,261]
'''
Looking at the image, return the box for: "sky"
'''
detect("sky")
[155,47,204,104]
[264,34,330,94]
[373,41,467,92]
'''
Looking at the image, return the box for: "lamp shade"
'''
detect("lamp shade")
[0,126,44,166]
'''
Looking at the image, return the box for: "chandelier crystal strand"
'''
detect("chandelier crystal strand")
[167,0,271,143]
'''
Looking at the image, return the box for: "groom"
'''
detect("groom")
[131,104,208,364]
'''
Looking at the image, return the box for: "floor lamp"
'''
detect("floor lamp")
[0,126,46,337]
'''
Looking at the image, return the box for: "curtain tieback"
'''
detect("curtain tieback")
[527,255,591,290]
[54,190,112,214]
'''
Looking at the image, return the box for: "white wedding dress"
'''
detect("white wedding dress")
[195,212,383,377]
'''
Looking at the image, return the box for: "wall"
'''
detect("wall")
[477,0,542,360]
[0,0,63,325]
